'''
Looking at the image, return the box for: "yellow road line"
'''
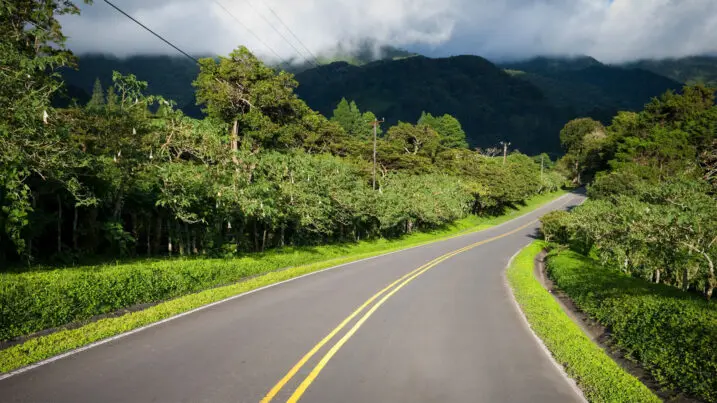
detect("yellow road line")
[262,195,577,402]
[259,251,460,402]
[284,219,540,402]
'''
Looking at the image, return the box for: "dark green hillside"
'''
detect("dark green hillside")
[296,55,566,154]
[625,55,717,87]
[60,54,202,114]
[501,56,683,116]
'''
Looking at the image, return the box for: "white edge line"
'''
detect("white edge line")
[0,192,574,381]
[503,245,588,403]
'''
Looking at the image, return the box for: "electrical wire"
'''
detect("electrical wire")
[103,0,198,64]
[258,1,323,67]
[212,0,293,68]
[240,0,318,68]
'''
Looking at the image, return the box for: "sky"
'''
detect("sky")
[60,0,717,63]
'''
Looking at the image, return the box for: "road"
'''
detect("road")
[0,192,586,403]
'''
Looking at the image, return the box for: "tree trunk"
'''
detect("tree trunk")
[654,268,661,284]
[146,217,152,256]
[57,194,62,253]
[683,267,689,291]
[168,219,173,257]
[72,205,79,250]
[261,227,267,252]
[131,212,138,255]
[574,160,581,185]
[192,231,198,255]
[231,119,239,165]
[154,214,163,255]
[183,223,190,255]
[113,194,123,220]
[253,220,259,252]
[279,226,285,247]
[177,221,185,256]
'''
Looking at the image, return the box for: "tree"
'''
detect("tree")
[193,46,299,154]
[418,112,468,149]
[331,98,376,139]
[558,117,607,184]
[0,0,90,257]
[87,77,105,109]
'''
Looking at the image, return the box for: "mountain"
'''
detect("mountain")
[296,55,568,154]
[302,40,417,70]
[61,44,417,115]
[60,54,203,115]
[623,55,717,87]
[500,56,683,118]
[295,55,684,154]
[60,52,685,155]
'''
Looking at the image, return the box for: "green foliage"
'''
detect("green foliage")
[547,250,717,402]
[507,242,659,403]
[0,191,564,344]
[626,56,717,88]
[87,78,105,110]
[418,112,469,149]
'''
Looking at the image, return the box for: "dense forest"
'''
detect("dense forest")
[59,52,712,156]
[0,3,564,266]
[544,85,717,300]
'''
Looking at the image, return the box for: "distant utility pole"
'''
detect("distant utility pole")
[371,118,385,190]
[500,141,511,165]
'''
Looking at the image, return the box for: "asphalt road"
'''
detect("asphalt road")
[0,192,586,403]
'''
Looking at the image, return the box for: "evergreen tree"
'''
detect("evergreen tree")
[87,78,105,109]
[418,112,468,149]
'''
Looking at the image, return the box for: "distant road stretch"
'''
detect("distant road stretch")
[1,192,587,403]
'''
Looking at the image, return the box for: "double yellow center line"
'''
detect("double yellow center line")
[260,218,543,403]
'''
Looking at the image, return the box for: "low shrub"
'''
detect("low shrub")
[547,250,717,402]
[0,191,566,342]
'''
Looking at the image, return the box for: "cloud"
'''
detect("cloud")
[59,0,717,63]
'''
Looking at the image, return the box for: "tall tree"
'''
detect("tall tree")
[87,77,105,109]
[419,112,469,149]
[0,0,89,256]
[193,46,299,153]
[559,117,606,184]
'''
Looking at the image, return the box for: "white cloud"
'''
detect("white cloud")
[59,0,717,62]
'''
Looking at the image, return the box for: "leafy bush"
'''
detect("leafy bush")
[0,190,564,342]
[547,250,717,402]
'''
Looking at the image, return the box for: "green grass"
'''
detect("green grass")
[547,250,717,402]
[506,242,660,403]
[0,191,566,374]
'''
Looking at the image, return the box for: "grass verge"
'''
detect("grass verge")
[547,249,717,402]
[506,241,660,402]
[0,191,567,374]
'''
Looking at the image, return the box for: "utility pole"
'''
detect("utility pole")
[500,141,511,165]
[371,118,385,190]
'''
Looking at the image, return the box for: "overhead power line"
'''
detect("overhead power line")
[103,0,198,64]
[241,0,318,68]
[212,0,292,68]
[259,1,323,66]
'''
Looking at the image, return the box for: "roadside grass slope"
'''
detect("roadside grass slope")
[506,242,660,403]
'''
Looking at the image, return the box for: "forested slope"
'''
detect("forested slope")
[0,5,564,267]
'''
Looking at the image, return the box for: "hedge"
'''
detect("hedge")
[547,249,717,402]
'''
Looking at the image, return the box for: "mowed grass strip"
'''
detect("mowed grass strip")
[0,191,567,374]
[506,242,660,403]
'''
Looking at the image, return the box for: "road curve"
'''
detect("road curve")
[0,192,586,403]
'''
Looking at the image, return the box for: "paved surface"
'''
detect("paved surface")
[0,192,586,403]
